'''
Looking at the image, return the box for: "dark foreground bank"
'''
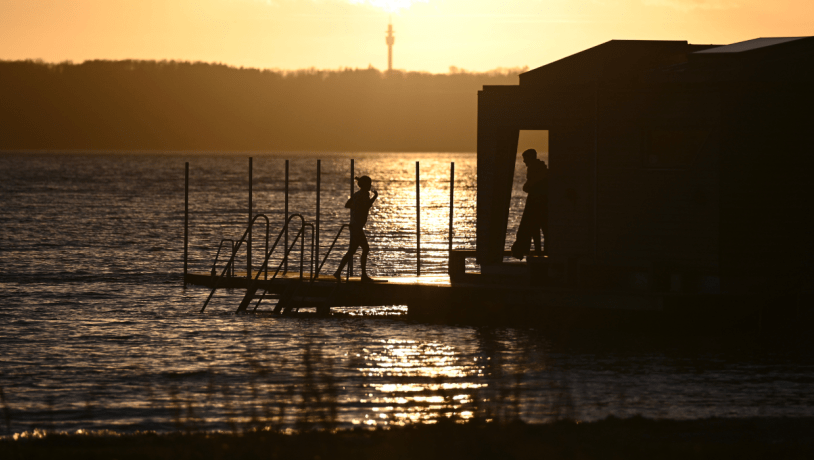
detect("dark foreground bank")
[3,417,813,460]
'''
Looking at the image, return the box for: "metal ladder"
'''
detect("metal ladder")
[201,216,352,316]
[235,214,314,313]
[269,224,350,316]
[200,213,272,313]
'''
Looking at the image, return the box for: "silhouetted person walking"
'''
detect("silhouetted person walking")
[334,176,378,282]
[512,149,548,259]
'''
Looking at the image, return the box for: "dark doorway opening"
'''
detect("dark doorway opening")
[506,130,549,256]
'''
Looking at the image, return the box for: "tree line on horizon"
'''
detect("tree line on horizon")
[0,60,526,152]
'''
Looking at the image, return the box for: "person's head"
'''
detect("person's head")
[522,149,537,166]
[356,175,372,191]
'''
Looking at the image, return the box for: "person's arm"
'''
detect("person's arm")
[371,190,378,205]
[345,194,354,209]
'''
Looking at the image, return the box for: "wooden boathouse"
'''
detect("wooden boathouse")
[477,37,814,300]
[185,37,814,329]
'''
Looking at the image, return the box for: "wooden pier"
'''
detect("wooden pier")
[184,267,770,333]
[180,158,763,330]
[183,266,688,327]
[189,270,653,307]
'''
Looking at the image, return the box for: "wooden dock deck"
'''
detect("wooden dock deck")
[185,267,771,334]
[185,271,673,325]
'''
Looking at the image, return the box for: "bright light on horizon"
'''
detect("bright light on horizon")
[0,0,812,73]
[348,0,429,13]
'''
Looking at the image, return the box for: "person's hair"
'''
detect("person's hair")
[355,175,372,187]
[522,149,537,159]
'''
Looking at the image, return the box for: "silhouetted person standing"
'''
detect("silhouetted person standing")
[334,176,378,282]
[512,149,549,259]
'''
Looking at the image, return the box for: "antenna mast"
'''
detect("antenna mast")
[385,20,395,72]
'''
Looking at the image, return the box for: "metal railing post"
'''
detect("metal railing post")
[284,159,289,274]
[248,157,253,281]
[449,162,454,255]
[316,159,321,278]
[349,159,354,279]
[184,162,189,286]
[416,161,421,277]
[300,222,305,280]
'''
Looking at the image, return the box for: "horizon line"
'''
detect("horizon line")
[0,57,531,76]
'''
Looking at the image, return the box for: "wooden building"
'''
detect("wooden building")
[476,37,814,297]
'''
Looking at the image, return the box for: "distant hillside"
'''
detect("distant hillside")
[0,60,524,152]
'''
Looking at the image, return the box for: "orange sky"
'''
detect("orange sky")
[1,0,812,73]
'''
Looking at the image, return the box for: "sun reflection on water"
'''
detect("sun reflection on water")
[352,339,487,426]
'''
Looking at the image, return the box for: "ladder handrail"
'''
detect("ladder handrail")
[312,224,350,280]
[200,214,270,313]
[262,223,343,316]
[233,214,311,313]
[210,239,236,277]
[250,221,315,312]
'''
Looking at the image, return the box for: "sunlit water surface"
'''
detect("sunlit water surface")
[1,152,813,435]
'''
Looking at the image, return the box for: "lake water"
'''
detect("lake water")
[1,151,813,435]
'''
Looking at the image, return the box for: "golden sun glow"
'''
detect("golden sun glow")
[2,1,813,75]
[348,339,486,426]
[348,0,429,13]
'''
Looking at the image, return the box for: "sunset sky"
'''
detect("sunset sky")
[2,0,812,73]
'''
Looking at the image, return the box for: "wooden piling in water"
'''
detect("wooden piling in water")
[184,162,189,285]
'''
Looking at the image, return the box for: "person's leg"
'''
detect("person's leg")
[526,194,544,255]
[532,229,542,255]
[540,200,548,253]
[513,199,534,259]
[334,228,361,279]
[334,250,353,277]
[359,232,372,280]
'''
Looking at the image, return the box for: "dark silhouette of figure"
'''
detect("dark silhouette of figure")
[512,149,549,259]
[334,176,379,282]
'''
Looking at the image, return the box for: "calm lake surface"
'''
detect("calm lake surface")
[1,151,813,435]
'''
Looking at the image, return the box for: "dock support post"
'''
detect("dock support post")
[184,162,189,286]
[416,161,421,277]
[284,160,289,274]
[449,162,454,255]
[316,160,321,278]
[248,157,253,282]
[349,159,354,279]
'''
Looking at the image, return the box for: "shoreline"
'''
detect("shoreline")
[3,416,814,459]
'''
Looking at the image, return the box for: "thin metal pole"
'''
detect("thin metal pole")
[248,157,253,281]
[284,160,289,274]
[594,81,599,259]
[349,159,354,279]
[449,162,454,255]
[316,160,321,278]
[184,162,189,286]
[416,161,421,277]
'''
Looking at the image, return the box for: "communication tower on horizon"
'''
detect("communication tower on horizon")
[385,21,395,72]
